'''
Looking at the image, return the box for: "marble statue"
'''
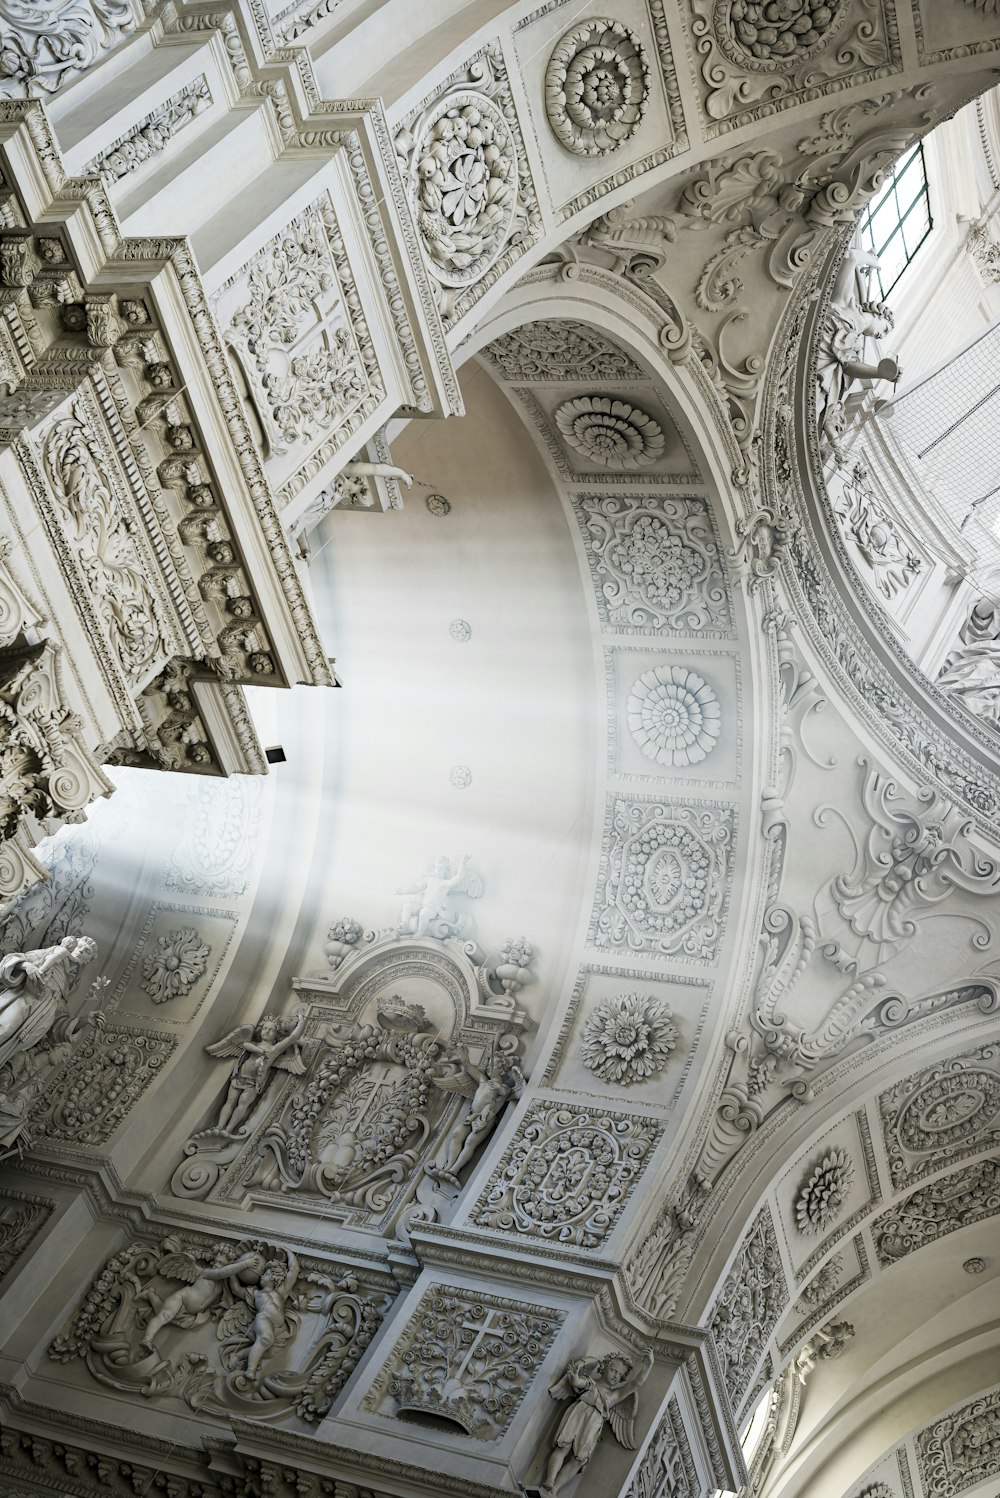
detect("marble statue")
[426,1044,525,1186]
[397,854,483,940]
[537,1347,654,1495]
[0,934,97,1074]
[204,1010,308,1135]
[936,597,1000,725]
[816,246,901,457]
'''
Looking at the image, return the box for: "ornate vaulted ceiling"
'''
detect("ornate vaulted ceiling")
[0,4,999,1498]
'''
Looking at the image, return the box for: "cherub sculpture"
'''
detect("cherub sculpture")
[538,1347,654,1494]
[396,855,483,940]
[426,1044,525,1187]
[136,1244,267,1353]
[204,1010,308,1135]
[0,934,97,1075]
[241,1251,299,1381]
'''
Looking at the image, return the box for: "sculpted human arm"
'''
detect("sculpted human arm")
[616,1348,655,1401]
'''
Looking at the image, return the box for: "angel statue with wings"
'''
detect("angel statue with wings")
[538,1347,654,1495]
[426,1043,525,1188]
[204,1010,309,1135]
[397,854,483,940]
[219,1249,299,1385]
[135,1243,268,1353]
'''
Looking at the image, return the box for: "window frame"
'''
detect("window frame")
[859,141,933,299]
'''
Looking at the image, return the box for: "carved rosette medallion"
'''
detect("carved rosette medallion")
[593,798,735,960]
[363,1285,561,1439]
[407,89,518,288]
[794,1149,854,1236]
[715,0,849,72]
[140,927,211,1004]
[880,1049,1000,1189]
[544,19,650,157]
[470,1100,661,1248]
[627,666,721,767]
[574,494,733,635]
[556,396,665,470]
[580,992,678,1085]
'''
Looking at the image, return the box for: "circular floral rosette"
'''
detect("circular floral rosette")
[555,395,665,470]
[627,665,721,768]
[794,1148,854,1235]
[715,0,848,72]
[545,18,650,157]
[580,992,678,1085]
[406,90,518,288]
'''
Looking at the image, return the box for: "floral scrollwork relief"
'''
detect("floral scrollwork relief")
[544,19,649,157]
[363,1286,561,1440]
[879,1048,1000,1190]
[592,798,736,961]
[624,1397,692,1498]
[481,320,643,382]
[794,1148,855,1236]
[709,1207,787,1406]
[795,1251,844,1309]
[49,1232,392,1422]
[627,665,721,767]
[573,494,733,636]
[873,1157,1000,1266]
[580,992,678,1085]
[917,1387,1000,1498]
[555,396,665,470]
[140,926,211,1004]
[0,0,136,97]
[470,1100,661,1248]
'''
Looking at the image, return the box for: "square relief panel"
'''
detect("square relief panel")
[685,0,902,136]
[775,1110,881,1283]
[541,965,711,1110]
[108,902,238,1025]
[518,385,702,484]
[778,1233,870,1355]
[607,645,740,785]
[589,793,737,963]
[512,0,687,220]
[571,491,734,639]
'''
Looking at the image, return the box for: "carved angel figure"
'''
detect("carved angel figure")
[235,1250,299,1381]
[137,1245,267,1352]
[204,1010,308,1135]
[539,1348,654,1494]
[816,246,901,457]
[396,854,483,940]
[0,934,96,1076]
[426,1044,525,1187]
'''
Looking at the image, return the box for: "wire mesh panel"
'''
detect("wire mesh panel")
[879,319,1000,571]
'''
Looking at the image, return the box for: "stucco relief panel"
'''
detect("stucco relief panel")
[522,386,702,484]
[211,192,382,503]
[0,1190,54,1284]
[106,901,238,1026]
[878,1044,1000,1191]
[606,645,741,784]
[913,0,1000,64]
[778,1233,870,1353]
[708,1204,787,1409]
[467,1098,663,1248]
[571,492,734,637]
[685,0,902,135]
[590,795,737,962]
[872,1155,1000,1266]
[511,0,687,221]
[774,1110,880,1282]
[541,965,711,1110]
